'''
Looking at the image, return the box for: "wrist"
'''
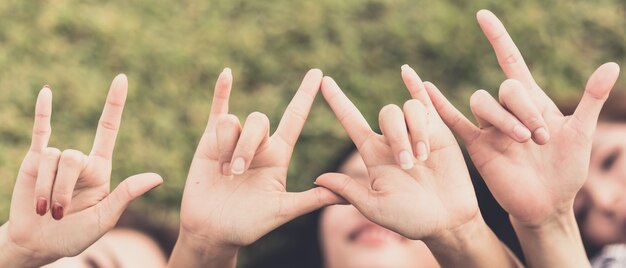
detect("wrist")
[423,213,522,268]
[423,212,487,251]
[0,223,48,268]
[510,207,578,234]
[168,228,239,268]
[510,208,589,267]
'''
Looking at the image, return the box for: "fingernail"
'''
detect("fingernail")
[43,84,50,89]
[223,67,231,74]
[36,197,47,216]
[513,125,531,141]
[231,157,245,175]
[399,150,414,170]
[533,127,550,143]
[416,142,429,161]
[51,203,64,220]
[401,64,410,71]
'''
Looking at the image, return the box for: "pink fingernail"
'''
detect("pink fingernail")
[533,127,550,143]
[399,150,414,170]
[513,125,531,141]
[416,142,428,161]
[231,157,245,175]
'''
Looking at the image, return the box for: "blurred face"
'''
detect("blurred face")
[319,152,439,268]
[43,228,166,268]
[576,122,626,246]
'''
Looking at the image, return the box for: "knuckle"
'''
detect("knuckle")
[60,149,84,167]
[379,104,402,120]
[403,99,424,111]
[42,147,61,160]
[99,119,119,131]
[501,52,522,65]
[218,114,239,126]
[470,90,490,110]
[524,115,544,128]
[248,111,270,126]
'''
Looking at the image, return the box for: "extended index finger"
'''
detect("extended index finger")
[206,68,233,132]
[273,69,322,147]
[90,74,128,160]
[321,76,373,148]
[477,10,537,90]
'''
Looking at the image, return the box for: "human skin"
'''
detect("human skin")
[0,75,163,267]
[426,9,620,268]
[576,122,626,247]
[314,66,521,268]
[42,228,167,268]
[167,68,344,268]
[319,152,440,268]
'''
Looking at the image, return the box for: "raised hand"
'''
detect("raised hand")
[0,75,163,267]
[314,67,520,267]
[426,10,620,267]
[429,9,620,228]
[169,69,343,268]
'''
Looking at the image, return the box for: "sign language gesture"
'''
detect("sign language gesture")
[0,75,163,267]
[169,69,343,268]
[426,10,620,267]
[314,67,520,267]
[429,9,620,228]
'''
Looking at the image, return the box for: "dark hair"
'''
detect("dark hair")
[558,91,626,123]
[242,142,357,268]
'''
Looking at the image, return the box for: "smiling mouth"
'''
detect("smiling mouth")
[348,224,405,246]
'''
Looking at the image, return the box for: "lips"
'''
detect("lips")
[348,223,405,246]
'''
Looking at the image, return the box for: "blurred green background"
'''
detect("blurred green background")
[0,0,624,265]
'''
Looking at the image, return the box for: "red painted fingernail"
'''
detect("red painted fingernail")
[36,198,48,216]
[51,203,64,220]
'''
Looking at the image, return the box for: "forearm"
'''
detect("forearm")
[167,230,239,268]
[511,209,589,268]
[424,214,523,268]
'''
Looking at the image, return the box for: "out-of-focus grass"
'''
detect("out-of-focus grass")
[0,1,624,264]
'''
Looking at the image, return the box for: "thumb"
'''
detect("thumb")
[278,186,347,221]
[314,173,370,210]
[95,173,163,229]
[572,62,620,135]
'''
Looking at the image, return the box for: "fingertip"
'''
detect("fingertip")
[307,68,323,78]
[113,73,128,85]
[223,67,232,75]
[533,127,550,145]
[513,124,532,142]
[476,9,493,20]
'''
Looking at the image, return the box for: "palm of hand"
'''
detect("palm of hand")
[180,69,342,248]
[365,134,477,240]
[7,76,162,262]
[315,69,478,241]
[466,113,589,225]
